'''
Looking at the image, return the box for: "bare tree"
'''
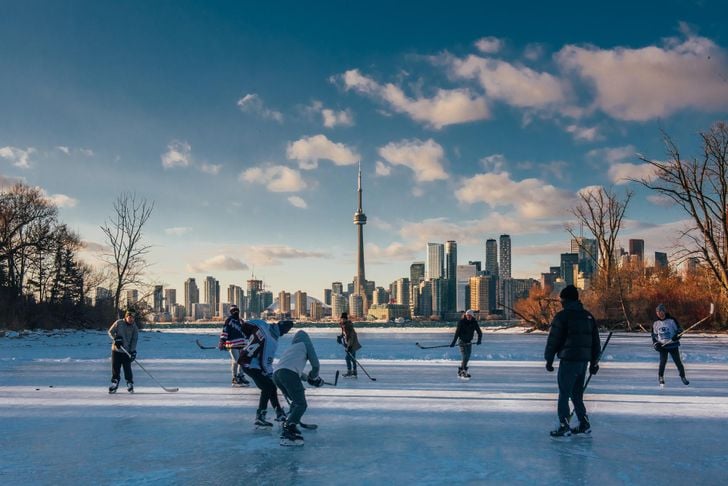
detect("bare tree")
[100,193,154,312]
[636,122,728,295]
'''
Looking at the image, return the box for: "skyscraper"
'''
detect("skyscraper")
[560,253,579,286]
[184,278,199,318]
[445,240,457,313]
[655,252,668,270]
[499,235,511,280]
[332,281,343,296]
[279,291,291,315]
[164,288,176,312]
[572,237,598,278]
[410,262,425,285]
[153,285,163,313]
[204,276,219,316]
[353,162,368,314]
[469,275,492,314]
[456,264,478,312]
[426,243,444,280]
[395,278,410,308]
[485,239,498,275]
[247,278,263,317]
[294,291,308,319]
[629,239,645,262]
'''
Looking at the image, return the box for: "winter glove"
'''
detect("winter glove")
[307,376,324,387]
[589,363,599,375]
[114,336,124,348]
[336,335,343,345]
[130,351,137,362]
[545,362,554,372]
[218,341,226,351]
[673,333,682,341]
[653,342,663,351]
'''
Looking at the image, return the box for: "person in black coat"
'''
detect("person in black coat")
[544,285,601,437]
[450,309,482,378]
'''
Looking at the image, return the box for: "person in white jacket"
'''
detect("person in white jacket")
[273,329,322,446]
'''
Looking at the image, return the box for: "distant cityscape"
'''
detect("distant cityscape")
[92,169,684,323]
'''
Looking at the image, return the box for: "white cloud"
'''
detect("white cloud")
[366,241,421,263]
[375,161,391,176]
[0,146,36,169]
[451,55,568,109]
[378,139,448,182]
[246,245,327,266]
[341,69,489,129]
[480,154,507,173]
[80,148,94,157]
[164,227,193,236]
[523,43,545,61]
[56,146,71,155]
[556,31,728,120]
[161,140,192,169]
[46,193,78,208]
[608,162,660,185]
[565,124,602,141]
[369,216,394,230]
[322,108,354,128]
[240,165,307,192]
[647,194,674,207]
[188,255,249,273]
[287,195,307,208]
[200,163,222,175]
[286,134,359,170]
[236,93,283,122]
[587,145,635,164]
[456,171,575,218]
[475,36,504,54]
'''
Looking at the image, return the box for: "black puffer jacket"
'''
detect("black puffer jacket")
[544,300,600,363]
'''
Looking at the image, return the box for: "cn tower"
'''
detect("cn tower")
[353,162,368,313]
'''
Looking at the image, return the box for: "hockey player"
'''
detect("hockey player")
[239,319,292,428]
[217,304,250,387]
[273,329,323,446]
[544,285,601,437]
[337,312,361,378]
[107,310,139,393]
[449,309,482,378]
[652,303,689,387]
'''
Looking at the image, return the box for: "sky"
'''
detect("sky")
[1,0,728,300]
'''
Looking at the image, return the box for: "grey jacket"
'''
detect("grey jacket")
[108,319,139,354]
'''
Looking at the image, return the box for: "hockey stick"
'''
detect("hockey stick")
[343,348,377,381]
[195,339,217,350]
[118,344,179,393]
[415,342,452,349]
[677,302,715,338]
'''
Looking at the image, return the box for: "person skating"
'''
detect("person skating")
[449,309,482,378]
[238,319,292,428]
[652,303,689,387]
[544,285,601,437]
[217,304,250,387]
[273,329,323,446]
[337,312,361,378]
[107,310,139,393]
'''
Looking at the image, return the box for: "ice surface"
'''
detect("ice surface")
[1,329,727,485]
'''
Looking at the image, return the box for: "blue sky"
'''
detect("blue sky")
[1,1,728,299]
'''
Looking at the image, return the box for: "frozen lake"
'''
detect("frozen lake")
[1,328,727,485]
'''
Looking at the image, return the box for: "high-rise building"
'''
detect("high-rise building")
[227,285,244,309]
[655,252,668,270]
[184,278,199,318]
[94,287,113,307]
[395,278,410,308]
[430,278,444,318]
[549,266,561,279]
[294,291,307,319]
[485,239,498,275]
[279,291,291,315]
[125,289,139,308]
[629,239,645,262]
[204,276,219,316]
[260,290,273,311]
[331,293,347,320]
[247,279,263,317]
[468,261,482,273]
[164,288,176,312]
[560,253,579,286]
[469,275,492,314]
[410,262,425,285]
[502,278,537,318]
[153,285,163,313]
[349,293,364,320]
[572,237,598,278]
[332,282,343,296]
[417,280,432,318]
[499,235,511,279]
[374,287,389,305]
[456,264,478,312]
[353,162,369,315]
[309,301,323,321]
[324,288,332,306]
[445,240,457,313]
[426,243,444,280]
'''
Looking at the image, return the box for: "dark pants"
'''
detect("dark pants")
[111,351,133,383]
[557,360,588,423]
[273,368,307,424]
[243,368,281,411]
[459,342,472,369]
[346,349,357,372]
[659,348,686,377]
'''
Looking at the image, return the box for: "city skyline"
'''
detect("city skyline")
[1,2,727,298]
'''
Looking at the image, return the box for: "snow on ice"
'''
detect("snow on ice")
[1,329,727,485]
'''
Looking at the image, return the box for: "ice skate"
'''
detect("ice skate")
[280,422,304,446]
[126,381,134,393]
[275,407,288,423]
[659,376,665,388]
[681,376,690,385]
[550,421,572,437]
[108,379,119,394]
[570,416,591,436]
[254,409,273,429]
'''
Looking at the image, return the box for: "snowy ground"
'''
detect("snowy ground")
[1,329,727,485]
